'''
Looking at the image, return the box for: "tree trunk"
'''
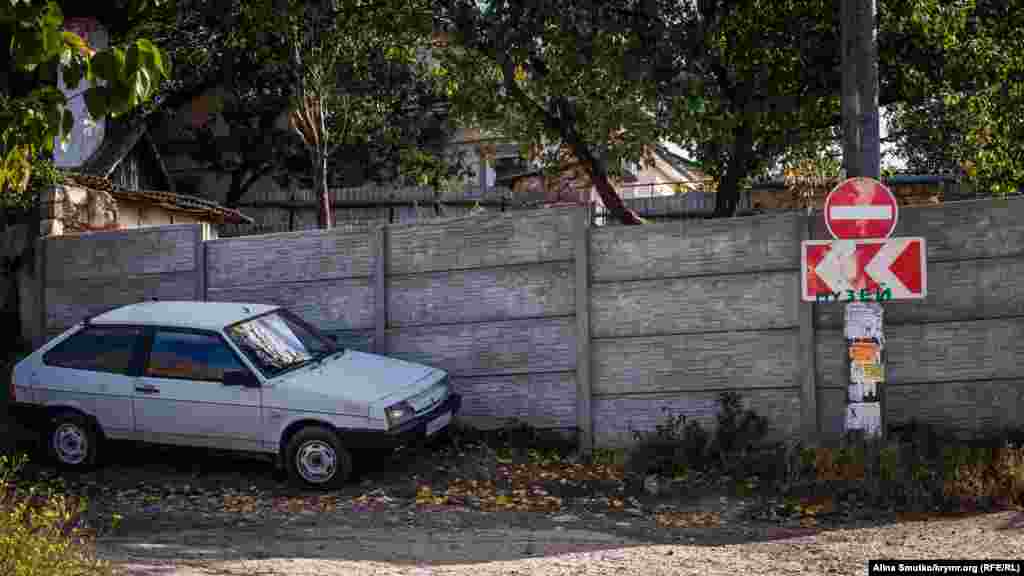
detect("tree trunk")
[586,159,645,226]
[713,122,755,218]
[226,164,274,208]
[227,170,244,208]
[316,150,332,229]
[559,127,645,225]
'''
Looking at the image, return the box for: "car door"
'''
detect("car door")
[36,325,146,441]
[132,327,263,452]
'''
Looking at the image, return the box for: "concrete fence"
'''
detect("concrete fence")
[33,197,1024,447]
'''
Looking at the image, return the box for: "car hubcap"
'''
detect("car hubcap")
[296,440,337,484]
[53,423,87,465]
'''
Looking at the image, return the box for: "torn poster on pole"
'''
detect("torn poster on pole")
[845,302,884,342]
[846,402,881,436]
[845,302,884,437]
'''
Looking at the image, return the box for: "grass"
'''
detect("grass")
[0,453,112,576]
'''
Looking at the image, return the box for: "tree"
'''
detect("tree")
[226,0,442,229]
[435,0,668,225]
[629,0,1015,215]
[0,0,170,202]
[148,0,456,221]
[885,0,1024,196]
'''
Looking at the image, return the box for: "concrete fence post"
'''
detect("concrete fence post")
[574,207,593,453]
[194,223,208,301]
[798,213,819,439]
[35,237,47,350]
[374,224,388,355]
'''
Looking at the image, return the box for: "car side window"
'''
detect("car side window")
[146,330,247,382]
[43,326,144,375]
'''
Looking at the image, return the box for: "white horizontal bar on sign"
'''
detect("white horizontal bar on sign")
[829,205,893,220]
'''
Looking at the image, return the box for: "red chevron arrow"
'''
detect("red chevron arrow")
[801,238,927,301]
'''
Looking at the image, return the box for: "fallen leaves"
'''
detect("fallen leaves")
[223,494,260,514]
[270,495,337,514]
[438,479,563,512]
[796,496,836,516]
[404,457,624,513]
[655,511,722,528]
[415,485,448,506]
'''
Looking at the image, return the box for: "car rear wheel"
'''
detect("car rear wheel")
[285,426,352,490]
[47,411,98,470]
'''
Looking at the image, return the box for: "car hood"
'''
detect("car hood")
[272,350,444,407]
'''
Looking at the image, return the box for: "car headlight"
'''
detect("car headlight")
[385,401,415,429]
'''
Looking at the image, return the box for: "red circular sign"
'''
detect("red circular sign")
[824,177,898,239]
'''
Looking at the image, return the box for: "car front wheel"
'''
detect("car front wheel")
[285,426,352,490]
[47,411,98,470]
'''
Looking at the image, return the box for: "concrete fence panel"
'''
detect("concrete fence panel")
[42,224,202,335]
[590,213,800,282]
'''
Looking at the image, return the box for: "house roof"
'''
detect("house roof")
[111,189,255,225]
[90,301,278,331]
[653,144,708,182]
[60,172,254,225]
[79,118,152,179]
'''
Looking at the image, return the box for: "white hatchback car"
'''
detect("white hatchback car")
[9,301,460,489]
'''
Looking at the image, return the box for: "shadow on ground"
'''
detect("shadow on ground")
[4,407,1022,570]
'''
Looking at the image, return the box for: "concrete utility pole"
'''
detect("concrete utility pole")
[841,0,881,181]
[840,0,885,440]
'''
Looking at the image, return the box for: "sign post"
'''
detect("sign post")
[802,178,927,440]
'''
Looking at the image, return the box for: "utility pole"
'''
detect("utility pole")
[840,0,884,440]
[841,0,880,181]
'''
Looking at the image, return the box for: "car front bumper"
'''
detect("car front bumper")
[345,392,462,450]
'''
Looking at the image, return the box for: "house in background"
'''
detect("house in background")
[446,128,713,206]
[48,16,252,239]
[40,172,253,238]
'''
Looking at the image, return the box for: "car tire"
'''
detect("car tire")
[47,411,98,470]
[285,426,352,490]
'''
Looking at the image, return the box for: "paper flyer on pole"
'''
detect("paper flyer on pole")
[845,302,884,342]
[846,402,881,436]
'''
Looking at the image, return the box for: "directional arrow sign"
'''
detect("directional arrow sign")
[801,237,927,302]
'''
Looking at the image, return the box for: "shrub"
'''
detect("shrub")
[627,406,1024,514]
[782,422,1024,513]
[0,454,110,576]
[625,392,772,481]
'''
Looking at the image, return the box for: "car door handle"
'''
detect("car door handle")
[135,384,160,394]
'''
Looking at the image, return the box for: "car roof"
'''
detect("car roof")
[88,301,280,331]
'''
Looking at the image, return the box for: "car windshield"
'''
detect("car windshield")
[225,309,337,378]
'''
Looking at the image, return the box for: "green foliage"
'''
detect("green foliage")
[1,157,59,215]
[0,0,170,198]
[885,0,1024,197]
[180,0,454,211]
[434,0,663,224]
[0,454,111,576]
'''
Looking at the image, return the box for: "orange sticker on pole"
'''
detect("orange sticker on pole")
[850,341,880,364]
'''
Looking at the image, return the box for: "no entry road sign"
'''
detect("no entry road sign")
[801,237,927,302]
[825,177,898,240]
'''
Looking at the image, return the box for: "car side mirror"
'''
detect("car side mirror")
[223,370,260,388]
